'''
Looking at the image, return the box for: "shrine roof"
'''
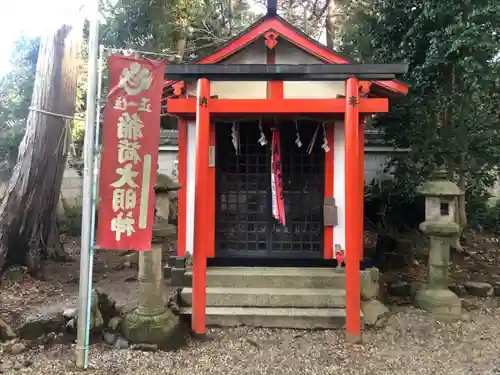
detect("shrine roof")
[164,14,408,96]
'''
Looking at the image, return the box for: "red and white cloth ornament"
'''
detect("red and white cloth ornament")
[271,127,286,225]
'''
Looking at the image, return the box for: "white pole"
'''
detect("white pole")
[75,0,100,368]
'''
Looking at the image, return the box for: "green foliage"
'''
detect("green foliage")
[340,0,500,229]
[100,0,259,58]
[59,202,83,236]
[0,36,39,166]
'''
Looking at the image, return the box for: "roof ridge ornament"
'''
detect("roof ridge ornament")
[264,31,278,49]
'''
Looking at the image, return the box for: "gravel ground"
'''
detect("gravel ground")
[3,300,500,375]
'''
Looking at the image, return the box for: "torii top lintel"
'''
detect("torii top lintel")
[164,13,409,95]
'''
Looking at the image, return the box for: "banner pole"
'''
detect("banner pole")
[75,0,100,368]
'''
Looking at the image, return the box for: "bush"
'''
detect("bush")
[468,195,500,233]
[59,202,83,236]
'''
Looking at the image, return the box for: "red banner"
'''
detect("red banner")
[96,55,165,251]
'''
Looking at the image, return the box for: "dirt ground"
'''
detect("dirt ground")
[3,231,499,324]
[2,232,500,375]
[0,236,177,327]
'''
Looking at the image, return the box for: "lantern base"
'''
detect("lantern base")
[414,287,461,320]
[121,308,182,347]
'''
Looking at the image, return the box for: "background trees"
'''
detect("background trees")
[1,0,500,273]
[336,0,500,234]
[0,37,40,173]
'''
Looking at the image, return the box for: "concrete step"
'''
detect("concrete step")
[181,287,346,308]
[180,306,361,329]
[185,267,350,288]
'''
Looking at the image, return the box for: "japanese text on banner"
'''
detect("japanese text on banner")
[96,56,165,251]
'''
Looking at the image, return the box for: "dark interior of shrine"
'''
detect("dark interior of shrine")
[209,118,373,269]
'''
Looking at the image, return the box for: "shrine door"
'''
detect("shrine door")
[215,119,324,259]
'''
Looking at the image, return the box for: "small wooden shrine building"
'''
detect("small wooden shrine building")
[164,1,408,340]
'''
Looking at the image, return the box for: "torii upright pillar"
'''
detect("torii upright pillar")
[344,77,362,342]
[192,78,210,334]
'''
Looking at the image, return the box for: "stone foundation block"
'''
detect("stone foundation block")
[415,287,461,320]
[361,299,389,327]
[171,268,186,286]
[164,266,172,279]
[168,256,186,269]
[360,267,380,301]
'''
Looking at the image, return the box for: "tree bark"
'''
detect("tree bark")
[0,25,81,276]
[326,0,336,49]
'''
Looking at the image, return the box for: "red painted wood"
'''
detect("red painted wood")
[166,98,388,115]
[344,77,361,342]
[266,44,284,99]
[192,78,210,335]
[359,116,366,261]
[164,17,408,95]
[177,119,187,257]
[324,122,334,259]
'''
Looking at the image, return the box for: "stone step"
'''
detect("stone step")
[180,307,361,329]
[181,287,346,308]
[185,267,351,288]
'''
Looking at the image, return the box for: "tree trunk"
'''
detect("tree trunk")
[326,0,336,49]
[0,25,81,276]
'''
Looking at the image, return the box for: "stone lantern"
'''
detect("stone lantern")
[122,174,181,346]
[414,169,463,319]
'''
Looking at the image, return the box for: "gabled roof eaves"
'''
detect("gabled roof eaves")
[165,15,408,96]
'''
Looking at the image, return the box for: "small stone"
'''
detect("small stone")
[13,362,23,370]
[461,312,472,321]
[130,343,158,352]
[103,332,117,345]
[449,284,468,297]
[387,281,411,297]
[361,299,389,327]
[0,362,12,373]
[462,299,480,311]
[66,319,76,332]
[493,282,500,297]
[464,281,493,297]
[9,342,26,355]
[114,337,129,349]
[108,317,122,331]
[0,318,16,342]
[63,308,77,319]
[17,309,66,340]
[4,338,19,352]
[409,282,423,302]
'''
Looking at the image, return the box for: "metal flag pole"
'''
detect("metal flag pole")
[75,0,100,368]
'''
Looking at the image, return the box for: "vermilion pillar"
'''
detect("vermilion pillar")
[344,77,362,342]
[192,78,210,334]
[324,123,334,259]
[359,116,366,260]
[177,118,187,257]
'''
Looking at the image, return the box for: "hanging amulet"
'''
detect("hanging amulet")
[295,133,302,148]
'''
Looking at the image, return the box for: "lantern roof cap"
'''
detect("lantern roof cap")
[155,173,181,192]
[417,168,463,197]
